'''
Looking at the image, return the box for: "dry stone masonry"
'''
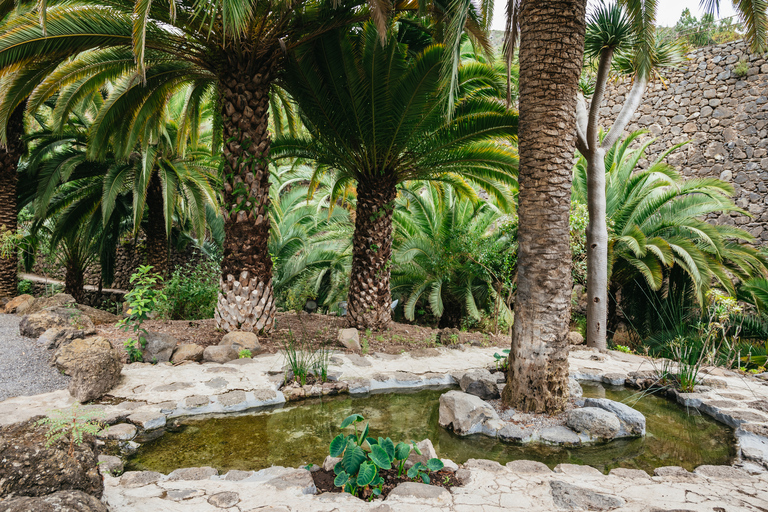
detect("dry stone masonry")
[601,40,768,239]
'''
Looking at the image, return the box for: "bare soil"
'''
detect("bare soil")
[97,311,509,358]
[311,467,461,500]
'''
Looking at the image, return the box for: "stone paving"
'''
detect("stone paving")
[4,345,768,510]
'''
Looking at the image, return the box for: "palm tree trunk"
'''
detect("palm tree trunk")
[215,57,277,333]
[64,258,86,304]
[0,104,24,298]
[501,0,587,414]
[585,149,608,350]
[347,176,397,330]
[144,171,169,277]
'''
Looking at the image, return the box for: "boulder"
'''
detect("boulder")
[405,438,438,469]
[203,345,238,363]
[53,337,122,402]
[584,398,646,436]
[219,331,261,355]
[0,490,109,512]
[567,331,585,345]
[0,419,103,498]
[170,344,204,363]
[142,332,178,363]
[20,307,95,339]
[38,327,97,350]
[337,328,361,353]
[568,378,583,399]
[97,455,124,476]
[438,390,500,435]
[25,293,76,315]
[5,294,34,314]
[566,407,621,440]
[459,369,500,400]
[540,426,581,445]
[74,304,120,326]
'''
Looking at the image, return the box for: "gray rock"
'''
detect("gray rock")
[464,459,504,472]
[24,293,76,315]
[608,468,650,479]
[98,423,137,441]
[20,307,95,338]
[168,466,218,481]
[438,390,500,435]
[0,490,109,512]
[566,407,621,440]
[506,460,552,474]
[39,327,97,350]
[203,345,238,363]
[498,424,530,442]
[405,438,438,469]
[142,332,178,363]
[539,426,581,445]
[219,331,261,355]
[385,482,451,502]
[98,455,124,476]
[223,470,254,481]
[459,369,500,400]
[208,491,240,508]
[265,469,316,494]
[583,398,646,436]
[338,328,361,353]
[52,336,122,402]
[567,331,584,345]
[550,480,625,510]
[568,378,583,398]
[120,471,163,488]
[693,465,749,479]
[170,344,204,363]
[74,304,120,326]
[127,411,166,430]
[167,489,205,501]
[323,456,341,472]
[653,466,697,479]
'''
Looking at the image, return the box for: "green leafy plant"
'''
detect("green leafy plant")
[329,413,443,498]
[158,261,219,320]
[117,265,166,363]
[281,331,332,386]
[734,59,749,77]
[17,279,33,295]
[613,345,632,354]
[493,349,510,371]
[239,349,252,359]
[35,403,105,457]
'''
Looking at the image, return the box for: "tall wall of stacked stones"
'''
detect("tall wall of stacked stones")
[599,39,768,241]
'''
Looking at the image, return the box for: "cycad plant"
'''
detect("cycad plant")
[272,23,518,329]
[391,182,516,329]
[572,130,767,311]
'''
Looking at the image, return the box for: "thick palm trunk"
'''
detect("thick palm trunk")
[501,0,587,414]
[585,150,608,350]
[347,177,397,330]
[144,171,168,277]
[215,57,277,333]
[0,104,24,298]
[64,259,86,304]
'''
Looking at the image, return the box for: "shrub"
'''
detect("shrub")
[118,265,166,362]
[35,403,104,457]
[17,279,33,295]
[158,260,219,320]
[733,59,749,78]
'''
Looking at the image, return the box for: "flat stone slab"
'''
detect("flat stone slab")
[98,423,137,441]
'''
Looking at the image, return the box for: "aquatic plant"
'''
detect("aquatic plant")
[329,413,443,498]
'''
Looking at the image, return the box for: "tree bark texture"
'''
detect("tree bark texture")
[346,176,397,330]
[215,57,277,333]
[0,104,24,298]
[144,171,169,278]
[502,0,587,414]
[64,259,86,304]
[585,149,608,350]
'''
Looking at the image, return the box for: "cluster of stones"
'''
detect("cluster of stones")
[439,370,645,446]
[600,39,768,238]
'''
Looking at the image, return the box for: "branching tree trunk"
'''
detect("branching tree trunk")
[215,55,278,333]
[144,171,169,278]
[501,0,587,415]
[0,104,25,298]
[347,176,397,330]
[576,49,647,351]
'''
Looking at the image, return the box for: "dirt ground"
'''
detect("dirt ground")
[96,311,510,356]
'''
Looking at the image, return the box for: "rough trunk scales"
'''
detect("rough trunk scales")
[215,57,277,333]
[144,171,169,278]
[347,177,397,330]
[502,0,587,414]
[0,104,24,298]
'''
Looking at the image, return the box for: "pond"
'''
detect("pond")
[126,382,735,475]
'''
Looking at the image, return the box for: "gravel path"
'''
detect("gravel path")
[0,314,69,402]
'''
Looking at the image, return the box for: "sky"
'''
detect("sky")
[490,1,739,31]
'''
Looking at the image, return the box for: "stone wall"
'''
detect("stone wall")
[599,39,768,240]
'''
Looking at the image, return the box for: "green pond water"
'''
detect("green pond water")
[126,383,735,475]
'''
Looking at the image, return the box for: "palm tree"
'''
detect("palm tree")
[272,23,518,329]
[574,2,685,350]
[391,182,516,328]
[572,130,767,309]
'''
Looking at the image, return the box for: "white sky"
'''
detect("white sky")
[490,1,739,31]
